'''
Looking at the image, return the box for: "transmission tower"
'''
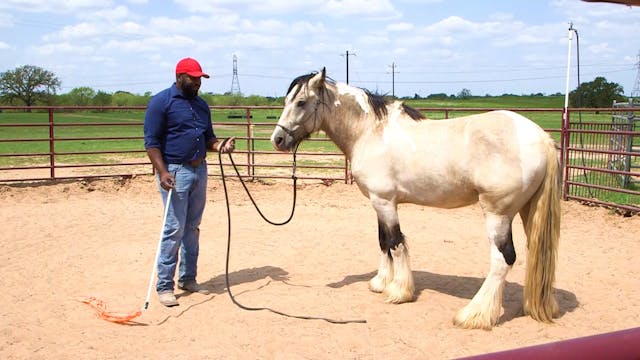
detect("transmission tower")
[631,50,640,99]
[230,54,241,95]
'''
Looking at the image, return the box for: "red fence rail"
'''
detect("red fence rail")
[1,105,638,214]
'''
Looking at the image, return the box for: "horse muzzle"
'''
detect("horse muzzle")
[271,125,299,152]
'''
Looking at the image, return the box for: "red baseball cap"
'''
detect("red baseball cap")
[175,57,210,78]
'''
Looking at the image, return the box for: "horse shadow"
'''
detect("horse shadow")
[193,266,578,325]
[327,270,579,324]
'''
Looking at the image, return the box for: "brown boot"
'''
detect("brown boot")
[158,291,179,307]
[178,280,211,295]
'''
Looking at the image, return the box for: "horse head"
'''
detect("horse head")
[271,67,331,152]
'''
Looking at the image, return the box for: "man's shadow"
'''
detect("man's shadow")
[194,265,291,297]
[326,270,579,324]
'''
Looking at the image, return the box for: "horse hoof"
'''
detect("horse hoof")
[453,307,496,330]
[383,282,414,304]
[368,276,387,293]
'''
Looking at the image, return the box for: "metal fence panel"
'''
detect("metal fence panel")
[1,105,638,214]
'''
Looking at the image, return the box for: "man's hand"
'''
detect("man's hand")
[220,137,236,153]
[159,172,175,190]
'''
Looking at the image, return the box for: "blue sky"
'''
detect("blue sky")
[1,0,638,98]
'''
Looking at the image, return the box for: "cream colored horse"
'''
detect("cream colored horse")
[270,68,560,330]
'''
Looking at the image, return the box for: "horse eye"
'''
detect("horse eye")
[297,100,306,107]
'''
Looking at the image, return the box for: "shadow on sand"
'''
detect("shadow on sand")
[326,270,579,325]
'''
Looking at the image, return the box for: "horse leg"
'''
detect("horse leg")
[368,197,415,303]
[368,225,394,293]
[454,213,514,329]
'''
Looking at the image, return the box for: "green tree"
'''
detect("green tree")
[68,86,96,106]
[92,90,113,106]
[570,76,625,107]
[0,65,61,106]
[457,88,472,99]
[112,91,135,106]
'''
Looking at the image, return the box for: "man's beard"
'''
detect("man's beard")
[180,83,198,98]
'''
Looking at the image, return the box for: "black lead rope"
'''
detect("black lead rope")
[217,139,366,324]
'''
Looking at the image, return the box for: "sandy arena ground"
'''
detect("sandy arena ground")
[1,175,639,359]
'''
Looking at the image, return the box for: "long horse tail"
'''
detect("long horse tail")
[523,137,561,323]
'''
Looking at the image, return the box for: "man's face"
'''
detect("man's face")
[177,74,201,98]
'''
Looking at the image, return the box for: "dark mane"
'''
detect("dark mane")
[362,90,425,122]
[363,89,388,120]
[285,71,336,99]
[286,72,424,122]
[401,103,426,121]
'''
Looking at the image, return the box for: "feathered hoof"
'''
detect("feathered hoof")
[383,280,415,304]
[453,305,498,330]
[368,275,387,293]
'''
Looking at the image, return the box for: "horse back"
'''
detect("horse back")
[356,110,551,210]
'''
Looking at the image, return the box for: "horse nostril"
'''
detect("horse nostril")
[275,136,283,147]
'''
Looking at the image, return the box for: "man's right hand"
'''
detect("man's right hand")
[159,172,175,190]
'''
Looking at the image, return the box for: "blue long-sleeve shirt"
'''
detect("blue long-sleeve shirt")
[143,83,216,164]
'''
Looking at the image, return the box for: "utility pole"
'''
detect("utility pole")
[388,62,398,97]
[341,50,356,84]
[631,50,640,99]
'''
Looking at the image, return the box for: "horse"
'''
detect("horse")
[270,68,560,330]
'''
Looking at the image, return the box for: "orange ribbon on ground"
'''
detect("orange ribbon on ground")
[77,296,142,324]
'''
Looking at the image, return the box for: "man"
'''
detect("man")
[144,57,235,307]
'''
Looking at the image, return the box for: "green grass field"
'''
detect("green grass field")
[0,99,621,157]
[1,100,636,209]
[0,100,620,161]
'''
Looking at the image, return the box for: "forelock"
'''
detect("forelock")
[286,72,317,99]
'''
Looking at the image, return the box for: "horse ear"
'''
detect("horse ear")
[309,68,326,91]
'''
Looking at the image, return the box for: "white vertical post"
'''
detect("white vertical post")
[563,24,574,129]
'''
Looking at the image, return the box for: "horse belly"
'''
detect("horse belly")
[396,176,479,208]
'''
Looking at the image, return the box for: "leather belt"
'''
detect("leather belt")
[186,158,204,167]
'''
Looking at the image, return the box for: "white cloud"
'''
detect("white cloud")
[359,33,390,46]
[232,32,294,50]
[588,42,614,56]
[324,0,398,17]
[43,22,101,41]
[291,21,327,35]
[386,22,414,32]
[78,5,130,21]
[149,14,239,34]
[103,35,197,52]
[238,18,288,33]
[32,41,93,55]
[0,0,114,13]
[0,42,10,50]
[493,23,558,47]
[177,0,320,14]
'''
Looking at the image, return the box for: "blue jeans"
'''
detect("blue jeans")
[155,162,208,293]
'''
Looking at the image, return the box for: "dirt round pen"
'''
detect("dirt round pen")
[1,174,639,358]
